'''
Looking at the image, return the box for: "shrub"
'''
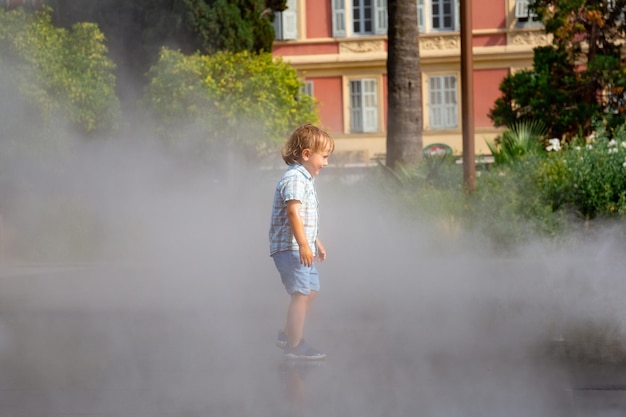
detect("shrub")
[486,120,548,165]
[143,48,318,157]
[540,125,626,219]
[0,7,120,135]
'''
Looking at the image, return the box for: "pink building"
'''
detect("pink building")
[272,0,546,164]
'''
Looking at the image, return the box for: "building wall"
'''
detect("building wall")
[273,0,549,164]
[474,68,509,128]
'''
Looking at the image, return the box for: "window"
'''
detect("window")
[431,0,455,30]
[417,0,459,32]
[333,0,387,37]
[274,0,297,40]
[515,0,540,25]
[301,81,314,97]
[606,0,625,22]
[604,84,626,114]
[350,79,378,132]
[429,75,458,129]
[334,0,462,36]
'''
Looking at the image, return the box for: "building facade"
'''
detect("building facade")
[272,0,548,165]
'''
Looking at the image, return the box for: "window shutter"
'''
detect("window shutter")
[429,75,458,129]
[454,0,460,30]
[273,12,283,40]
[362,79,378,132]
[281,0,298,40]
[417,0,425,32]
[374,0,388,34]
[301,81,314,96]
[515,0,530,18]
[443,75,457,127]
[350,80,363,132]
[332,0,346,37]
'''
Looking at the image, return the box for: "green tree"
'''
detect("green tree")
[386,0,423,170]
[0,7,120,135]
[180,0,279,54]
[143,48,317,157]
[49,0,286,99]
[490,0,626,140]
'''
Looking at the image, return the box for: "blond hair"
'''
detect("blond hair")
[281,124,335,165]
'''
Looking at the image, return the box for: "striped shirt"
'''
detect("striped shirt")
[269,163,319,256]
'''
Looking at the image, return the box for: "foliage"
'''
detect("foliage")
[490,0,626,139]
[466,156,568,249]
[179,0,276,54]
[539,125,626,219]
[382,152,567,250]
[385,119,626,251]
[50,0,285,93]
[0,7,120,134]
[143,48,318,155]
[487,119,548,165]
[489,46,599,140]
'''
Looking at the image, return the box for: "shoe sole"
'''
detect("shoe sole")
[284,352,326,361]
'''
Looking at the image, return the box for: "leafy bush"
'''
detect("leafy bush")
[486,120,547,165]
[539,126,626,219]
[380,152,567,250]
[143,48,318,156]
[0,7,120,134]
[383,121,626,250]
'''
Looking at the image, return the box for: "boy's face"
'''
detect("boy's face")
[300,145,331,177]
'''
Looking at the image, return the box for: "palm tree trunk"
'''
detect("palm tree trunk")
[386,0,423,170]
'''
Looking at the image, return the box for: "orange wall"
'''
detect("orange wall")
[473,0,506,29]
[310,77,344,133]
[306,0,332,38]
[474,68,509,127]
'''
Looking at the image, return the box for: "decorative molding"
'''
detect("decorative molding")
[510,31,550,46]
[339,40,385,54]
[419,35,461,51]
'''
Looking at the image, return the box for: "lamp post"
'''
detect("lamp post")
[460,0,475,193]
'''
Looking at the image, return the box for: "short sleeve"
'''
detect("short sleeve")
[280,175,306,203]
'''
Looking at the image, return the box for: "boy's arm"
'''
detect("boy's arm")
[286,200,314,267]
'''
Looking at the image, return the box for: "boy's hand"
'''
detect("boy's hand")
[315,239,327,262]
[299,245,314,267]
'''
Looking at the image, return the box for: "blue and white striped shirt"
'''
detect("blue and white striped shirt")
[269,163,319,256]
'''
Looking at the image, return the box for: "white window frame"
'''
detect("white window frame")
[514,0,540,24]
[428,74,458,129]
[349,78,378,133]
[274,0,298,40]
[418,0,460,33]
[332,0,387,37]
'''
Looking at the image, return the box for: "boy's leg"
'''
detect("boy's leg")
[284,290,317,347]
[286,292,308,348]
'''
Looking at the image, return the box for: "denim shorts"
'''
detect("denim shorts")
[272,250,320,295]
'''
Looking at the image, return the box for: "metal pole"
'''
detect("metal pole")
[460,0,475,193]
[0,214,3,264]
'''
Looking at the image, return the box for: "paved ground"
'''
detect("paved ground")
[1,175,626,416]
[0,261,624,417]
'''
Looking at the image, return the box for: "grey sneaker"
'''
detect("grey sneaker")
[276,330,288,349]
[284,340,326,360]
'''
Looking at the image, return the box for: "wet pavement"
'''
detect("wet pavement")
[0,261,624,417]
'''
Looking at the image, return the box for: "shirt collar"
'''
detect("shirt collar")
[290,162,313,181]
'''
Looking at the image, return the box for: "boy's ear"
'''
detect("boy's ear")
[301,148,311,160]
